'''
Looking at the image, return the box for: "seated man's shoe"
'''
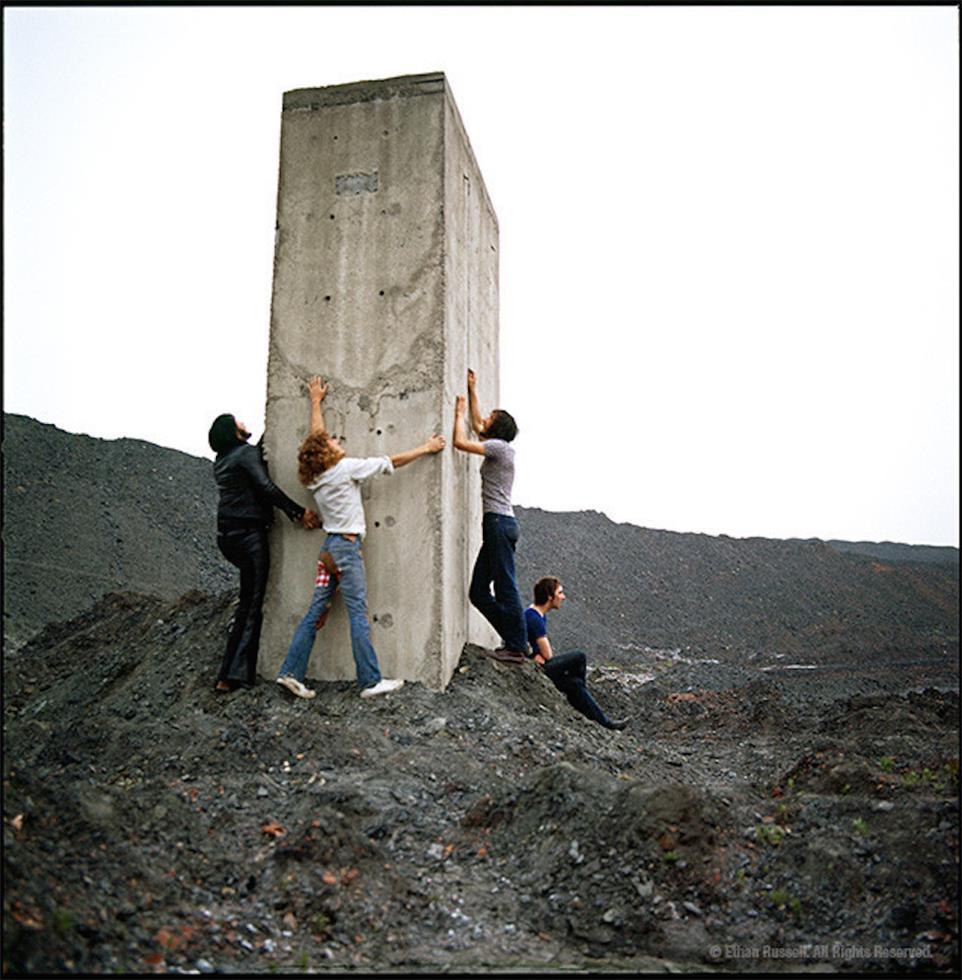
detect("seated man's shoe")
[603,718,628,731]
[360,678,405,699]
[276,675,317,700]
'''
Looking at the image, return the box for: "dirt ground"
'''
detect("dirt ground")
[3,590,958,975]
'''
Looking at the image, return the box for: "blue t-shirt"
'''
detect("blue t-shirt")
[525,606,547,653]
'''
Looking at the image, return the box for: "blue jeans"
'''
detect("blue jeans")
[278,534,381,690]
[469,513,528,653]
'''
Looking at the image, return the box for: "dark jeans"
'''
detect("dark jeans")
[543,651,612,727]
[217,527,270,686]
[469,513,527,653]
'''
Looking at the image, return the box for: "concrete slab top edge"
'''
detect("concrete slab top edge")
[284,72,446,111]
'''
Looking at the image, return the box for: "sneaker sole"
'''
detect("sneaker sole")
[276,676,316,699]
[360,682,404,699]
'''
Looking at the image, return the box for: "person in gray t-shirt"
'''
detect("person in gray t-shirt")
[453,369,528,659]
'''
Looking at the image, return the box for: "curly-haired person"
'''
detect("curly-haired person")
[276,376,444,700]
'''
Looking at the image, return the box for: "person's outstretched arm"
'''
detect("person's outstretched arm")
[453,395,485,456]
[467,369,485,435]
[390,434,445,469]
[239,445,317,528]
[308,376,329,436]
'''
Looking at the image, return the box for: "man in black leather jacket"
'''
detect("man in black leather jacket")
[209,413,319,691]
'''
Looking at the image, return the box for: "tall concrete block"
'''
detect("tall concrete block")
[260,73,499,691]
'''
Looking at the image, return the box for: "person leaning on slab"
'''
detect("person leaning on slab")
[526,576,627,731]
[452,368,528,662]
[276,376,445,700]
[208,413,320,693]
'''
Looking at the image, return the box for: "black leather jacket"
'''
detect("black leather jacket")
[213,442,305,532]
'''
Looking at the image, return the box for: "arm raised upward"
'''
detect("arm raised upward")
[453,394,486,456]
[308,376,329,436]
[466,368,485,435]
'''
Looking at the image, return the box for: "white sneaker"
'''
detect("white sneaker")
[360,678,405,699]
[276,675,316,700]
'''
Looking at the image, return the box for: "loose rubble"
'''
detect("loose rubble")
[3,590,958,974]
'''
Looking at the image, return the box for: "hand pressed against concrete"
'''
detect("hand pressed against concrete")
[390,433,445,469]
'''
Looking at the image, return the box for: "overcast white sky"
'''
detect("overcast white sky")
[4,6,959,546]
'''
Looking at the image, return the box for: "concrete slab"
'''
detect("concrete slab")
[260,73,500,691]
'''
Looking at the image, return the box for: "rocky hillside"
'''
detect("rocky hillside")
[3,414,232,649]
[2,414,959,974]
[822,539,959,568]
[4,413,958,669]
[514,508,958,667]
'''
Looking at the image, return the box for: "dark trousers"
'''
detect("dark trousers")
[469,513,528,653]
[217,527,270,686]
[543,651,611,727]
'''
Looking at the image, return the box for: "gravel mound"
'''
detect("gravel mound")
[3,414,232,650]
[3,591,958,974]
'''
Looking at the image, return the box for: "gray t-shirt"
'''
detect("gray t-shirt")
[481,438,515,516]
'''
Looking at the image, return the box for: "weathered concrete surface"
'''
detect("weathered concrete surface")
[261,73,499,690]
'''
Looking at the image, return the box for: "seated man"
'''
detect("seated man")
[525,576,627,731]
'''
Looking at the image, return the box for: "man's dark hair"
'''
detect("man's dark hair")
[208,414,240,454]
[483,409,518,442]
[534,576,561,606]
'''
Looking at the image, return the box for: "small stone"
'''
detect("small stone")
[634,879,653,898]
[683,901,702,917]
[196,959,215,974]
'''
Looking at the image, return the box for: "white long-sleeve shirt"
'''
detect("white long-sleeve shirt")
[308,456,394,537]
